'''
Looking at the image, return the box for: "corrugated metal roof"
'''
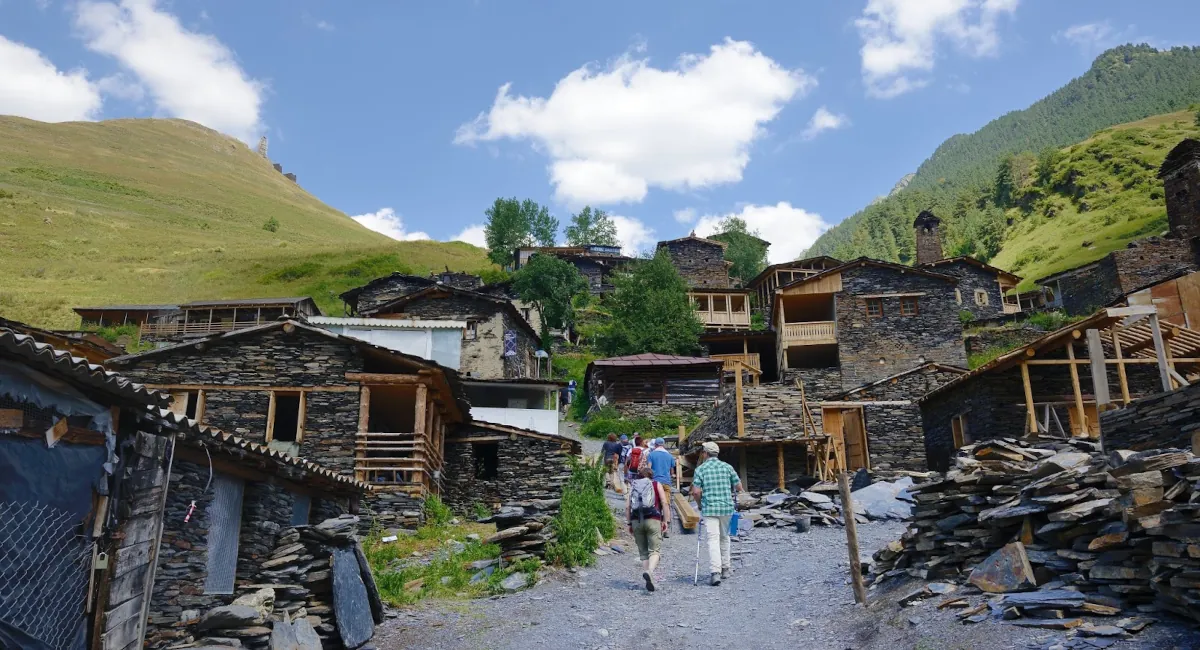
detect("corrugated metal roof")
[591,353,724,367]
[0,327,169,407]
[307,316,466,329]
[146,408,371,493]
[181,297,314,308]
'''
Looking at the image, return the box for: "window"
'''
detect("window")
[268,391,304,443]
[169,390,205,421]
[951,414,970,448]
[290,493,311,526]
[900,297,919,316]
[731,295,746,312]
[521,307,532,322]
[464,321,477,340]
[955,289,962,305]
[473,443,499,480]
[695,295,710,311]
[204,474,244,594]
[974,289,989,306]
[713,295,727,312]
[865,298,883,318]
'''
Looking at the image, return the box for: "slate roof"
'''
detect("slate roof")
[918,256,1022,283]
[590,353,724,367]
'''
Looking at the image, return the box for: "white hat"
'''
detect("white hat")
[701,441,720,455]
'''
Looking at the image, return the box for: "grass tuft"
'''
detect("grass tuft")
[545,458,615,567]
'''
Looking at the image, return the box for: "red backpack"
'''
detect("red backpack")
[627,446,644,472]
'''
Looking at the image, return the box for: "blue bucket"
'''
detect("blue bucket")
[729,512,741,536]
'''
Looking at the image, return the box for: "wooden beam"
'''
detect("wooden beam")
[776,442,785,491]
[345,372,429,385]
[1111,330,1131,405]
[144,383,359,393]
[357,386,371,433]
[1023,357,1200,365]
[414,384,428,436]
[1149,313,1174,392]
[837,471,868,606]
[1105,305,1157,318]
[1019,362,1037,435]
[1065,342,1088,438]
[1085,329,1110,407]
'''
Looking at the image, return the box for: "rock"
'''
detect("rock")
[1077,625,1127,638]
[998,590,1087,609]
[486,526,529,544]
[294,619,321,650]
[1011,618,1084,630]
[470,566,495,584]
[798,491,831,505]
[763,493,791,505]
[469,559,497,570]
[466,534,482,542]
[968,542,1036,593]
[850,478,914,521]
[196,638,242,648]
[500,572,528,592]
[1047,499,1112,522]
[598,628,609,638]
[269,620,299,650]
[1032,452,1091,478]
[198,605,266,630]
[232,588,275,619]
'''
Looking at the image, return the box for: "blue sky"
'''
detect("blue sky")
[3,1,1199,261]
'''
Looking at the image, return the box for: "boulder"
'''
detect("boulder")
[233,587,276,620]
[269,621,299,650]
[968,542,1036,593]
[1032,451,1091,478]
[198,605,266,630]
[294,619,322,650]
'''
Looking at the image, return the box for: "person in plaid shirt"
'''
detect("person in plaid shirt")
[690,441,744,586]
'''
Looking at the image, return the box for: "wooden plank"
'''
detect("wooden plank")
[103,594,144,633]
[414,384,428,436]
[1065,342,1088,438]
[672,491,699,531]
[776,443,785,491]
[296,391,307,442]
[1148,313,1174,392]
[0,408,21,428]
[112,540,153,579]
[842,408,869,470]
[118,514,162,547]
[346,372,430,384]
[265,391,277,442]
[1176,271,1200,328]
[1105,305,1157,317]
[101,606,142,650]
[1111,330,1131,405]
[837,471,868,606]
[1020,362,1037,434]
[357,386,370,433]
[1085,329,1110,406]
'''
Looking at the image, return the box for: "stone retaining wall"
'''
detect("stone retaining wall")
[1101,382,1200,452]
[442,430,575,512]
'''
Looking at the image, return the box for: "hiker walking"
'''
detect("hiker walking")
[646,438,676,537]
[626,435,645,483]
[691,441,744,586]
[626,464,670,592]
[618,434,633,478]
[601,433,624,492]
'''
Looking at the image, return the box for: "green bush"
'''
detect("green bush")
[958,310,975,325]
[423,494,453,527]
[1026,309,1073,331]
[567,387,590,422]
[263,216,280,232]
[546,458,614,567]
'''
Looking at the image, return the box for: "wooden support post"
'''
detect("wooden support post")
[735,365,745,438]
[1085,329,1110,407]
[837,471,868,606]
[1019,362,1037,435]
[678,424,687,448]
[776,443,785,491]
[1111,330,1131,405]
[1149,313,1173,392]
[414,384,428,434]
[1065,342,1088,438]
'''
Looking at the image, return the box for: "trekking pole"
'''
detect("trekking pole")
[693,519,703,586]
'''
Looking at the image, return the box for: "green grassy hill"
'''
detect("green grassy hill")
[991,111,1200,289]
[0,117,489,328]
[806,45,1200,264]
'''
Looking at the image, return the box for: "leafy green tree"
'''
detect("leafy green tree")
[564,206,619,246]
[512,254,588,338]
[483,198,561,267]
[597,250,702,356]
[709,216,768,285]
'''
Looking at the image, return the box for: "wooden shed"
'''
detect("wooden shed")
[585,353,723,407]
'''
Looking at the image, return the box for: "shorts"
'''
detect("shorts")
[631,517,662,561]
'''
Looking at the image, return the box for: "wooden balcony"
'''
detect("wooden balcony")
[699,310,751,328]
[710,353,761,372]
[140,320,260,338]
[354,431,442,495]
[780,321,837,346]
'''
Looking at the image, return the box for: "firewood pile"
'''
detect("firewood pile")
[478,498,560,562]
[870,437,1200,625]
[737,490,844,529]
[185,515,383,650]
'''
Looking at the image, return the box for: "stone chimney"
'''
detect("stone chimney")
[1160,138,1200,241]
[913,210,943,265]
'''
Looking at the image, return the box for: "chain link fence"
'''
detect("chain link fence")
[0,501,91,650]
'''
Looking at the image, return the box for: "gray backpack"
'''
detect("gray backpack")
[630,478,662,523]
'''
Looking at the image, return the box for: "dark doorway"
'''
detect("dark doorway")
[473,443,499,480]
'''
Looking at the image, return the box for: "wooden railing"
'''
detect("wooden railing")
[697,310,751,327]
[354,431,441,495]
[710,353,761,372]
[140,320,261,338]
[781,321,837,345]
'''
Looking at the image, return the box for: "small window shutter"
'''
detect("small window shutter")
[204,474,244,594]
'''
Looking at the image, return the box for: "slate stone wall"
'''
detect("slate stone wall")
[920,355,1163,472]
[842,365,964,472]
[441,429,576,511]
[932,261,1008,321]
[1162,152,1200,241]
[352,276,433,314]
[836,265,966,388]
[1110,237,1195,294]
[112,329,365,474]
[685,383,823,451]
[659,239,731,289]
[782,368,843,401]
[383,293,537,379]
[1101,382,1200,452]
[717,444,809,493]
[237,481,290,584]
[612,402,715,427]
[1052,260,1121,316]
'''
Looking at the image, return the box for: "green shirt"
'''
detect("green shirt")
[692,457,740,517]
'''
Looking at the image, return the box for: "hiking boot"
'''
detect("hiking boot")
[721,567,731,580]
[710,572,721,586]
[643,571,656,592]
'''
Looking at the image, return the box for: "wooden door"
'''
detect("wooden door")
[821,407,845,471]
[841,408,869,471]
[1176,271,1200,329]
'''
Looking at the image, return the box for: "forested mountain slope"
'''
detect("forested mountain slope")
[805,45,1200,270]
[0,117,488,328]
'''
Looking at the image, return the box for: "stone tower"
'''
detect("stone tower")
[257,135,269,159]
[913,210,944,265]
[1160,138,1200,241]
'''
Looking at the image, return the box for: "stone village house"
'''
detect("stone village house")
[0,326,369,650]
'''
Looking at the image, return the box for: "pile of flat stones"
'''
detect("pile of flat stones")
[478,498,560,562]
[737,490,843,529]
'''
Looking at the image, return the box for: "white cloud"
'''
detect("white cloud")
[96,73,145,102]
[351,208,431,242]
[451,224,487,248]
[856,0,1019,98]
[801,106,849,140]
[0,35,102,121]
[315,20,335,32]
[455,38,813,205]
[610,215,656,256]
[75,0,265,143]
[673,208,697,224]
[1053,21,1130,55]
[694,202,830,264]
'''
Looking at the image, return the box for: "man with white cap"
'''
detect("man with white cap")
[690,441,743,586]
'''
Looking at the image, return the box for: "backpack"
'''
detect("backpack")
[637,447,653,474]
[629,478,662,523]
[619,442,633,464]
[627,447,643,473]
